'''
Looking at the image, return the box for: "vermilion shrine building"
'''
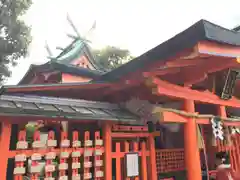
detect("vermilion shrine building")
[1,20,240,180]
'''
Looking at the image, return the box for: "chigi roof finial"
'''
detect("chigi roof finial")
[232,25,240,32]
[44,41,53,56]
[66,12,96,44]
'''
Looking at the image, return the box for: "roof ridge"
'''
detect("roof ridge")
[202,19,240,34]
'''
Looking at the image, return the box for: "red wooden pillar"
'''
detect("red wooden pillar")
[104,123,112,180]
[183,100,202,180]
[141,142,148,180]
[0,122,12,180]
[148,134,157,180]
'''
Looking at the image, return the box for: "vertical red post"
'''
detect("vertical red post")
[0,122,11,179]
[125,141,130,180]
[183,100,202,180]
[115,142,121,180]
[103,123,112,180]
[133,142,139,180]
[141,142,148,180]
[148,134,157,180]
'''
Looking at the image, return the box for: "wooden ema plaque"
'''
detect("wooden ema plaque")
[13,129,104,179]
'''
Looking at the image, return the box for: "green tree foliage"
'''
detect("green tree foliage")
[93,46,134,70]
[0,0,32,82]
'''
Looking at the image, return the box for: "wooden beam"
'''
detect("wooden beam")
[151,78,240,108]
[161,111,240,126]
[161,111,209,123]
[143,52,206,77]
[161,111,188,123]
[157,59,235,86]
[95,80,140,98]
[121,48,197,82]
[165,58,205,68]
[143,67,180,77]
[5,82,112,93]
[183,72,207,87]
[197,41,240,57]
[181,59,235,86]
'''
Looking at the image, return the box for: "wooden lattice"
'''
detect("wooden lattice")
[156,149,185,173]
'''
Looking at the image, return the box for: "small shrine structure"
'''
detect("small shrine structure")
[1,19,240,180]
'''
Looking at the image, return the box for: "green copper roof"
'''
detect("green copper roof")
[50,38,106,71]
[57,40,84,62]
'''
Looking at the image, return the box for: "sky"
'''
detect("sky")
[6,0,240,85]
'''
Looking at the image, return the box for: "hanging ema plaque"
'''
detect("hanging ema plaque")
[125,152,139,177]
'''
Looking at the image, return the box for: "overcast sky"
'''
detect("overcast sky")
[6,0,240,85]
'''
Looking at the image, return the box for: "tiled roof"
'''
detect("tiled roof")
[0,95,139,122]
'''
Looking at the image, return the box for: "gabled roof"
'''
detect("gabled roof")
[95,19,240,82]
[19,61,104,85]
[53,38,106,71]
[0,95,139,122]
[19,38,107,85]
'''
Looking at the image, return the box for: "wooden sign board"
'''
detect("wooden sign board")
[125,152,139,177]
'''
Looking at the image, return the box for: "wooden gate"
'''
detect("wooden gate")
[111,124,157,180]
